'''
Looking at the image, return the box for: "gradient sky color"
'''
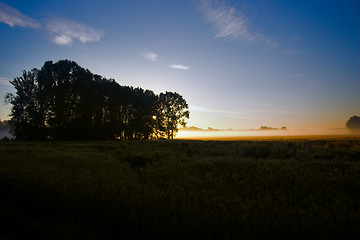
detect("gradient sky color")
[0,0,359,133]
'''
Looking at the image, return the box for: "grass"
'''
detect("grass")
[0,137,359,239]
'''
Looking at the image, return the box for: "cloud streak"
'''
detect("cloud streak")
[170,64,189,70]
[142,51,158,62]
[46,18,104,46]
[0,2,40,28]
[0,77,12,86]
[190,105,258,120]
[200,0,277,47]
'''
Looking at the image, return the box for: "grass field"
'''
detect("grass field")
[1,136,359,239]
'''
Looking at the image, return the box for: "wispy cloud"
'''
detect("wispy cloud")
[142,51,158,62]
[0,76,12,85]
[46,18,104,46]
[170,64,189,70]
[190,105,258,120]
[200,0,277,47]
[0,2,104,47]
[200,0,250,41]
[0,2,40,28]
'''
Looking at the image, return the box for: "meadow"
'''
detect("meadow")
[0,136,359,239]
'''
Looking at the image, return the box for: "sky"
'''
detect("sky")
[0,0,359,135]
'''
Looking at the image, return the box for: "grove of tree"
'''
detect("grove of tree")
[4,60,189,140]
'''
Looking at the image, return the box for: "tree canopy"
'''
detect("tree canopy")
[5,60,189,140]
[346,115,360,132]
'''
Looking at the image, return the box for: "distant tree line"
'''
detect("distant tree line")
[5,60,189,140]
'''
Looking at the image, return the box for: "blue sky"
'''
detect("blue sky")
[0,0,359,133]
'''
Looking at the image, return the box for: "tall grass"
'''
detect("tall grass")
[0,138,359,239]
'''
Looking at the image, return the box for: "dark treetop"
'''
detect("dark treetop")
[346,115,360,132]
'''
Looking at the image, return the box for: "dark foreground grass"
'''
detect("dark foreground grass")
[0,138,359,239]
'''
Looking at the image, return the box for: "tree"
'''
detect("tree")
[5,60,190,140]
[156,92,189,139]
[4,69,43,140]
[346,115,360,132]
[37,60,91,139]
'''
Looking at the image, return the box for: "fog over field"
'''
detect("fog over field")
[176,128,353,139]
[0,126,11,139]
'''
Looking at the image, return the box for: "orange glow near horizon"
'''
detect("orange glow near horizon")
[175,129,356,140]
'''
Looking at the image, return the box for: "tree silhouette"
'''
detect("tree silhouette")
[5,69,43,140]
[346,115,360,132]
[5,60,190,140]
[156,92,189,139]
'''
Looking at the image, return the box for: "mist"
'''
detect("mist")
[0,126,12,139]
[176,128,354,139]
